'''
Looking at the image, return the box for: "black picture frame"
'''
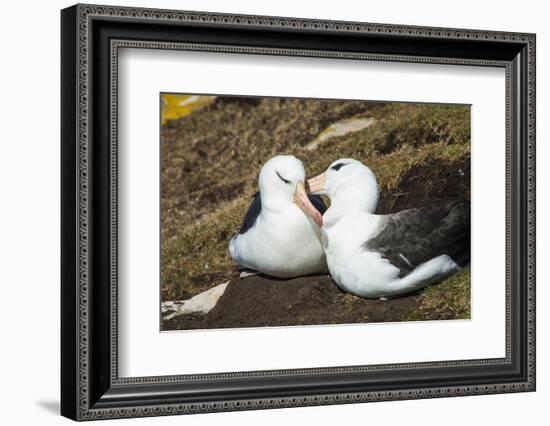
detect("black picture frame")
[61,3,536,421]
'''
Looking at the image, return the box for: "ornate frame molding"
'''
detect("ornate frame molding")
[61,4,536,421]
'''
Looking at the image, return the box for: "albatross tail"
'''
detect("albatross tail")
[382,254,461,298]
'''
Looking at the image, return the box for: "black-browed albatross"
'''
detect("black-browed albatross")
[306,158,470,298]
[229,155,328,278]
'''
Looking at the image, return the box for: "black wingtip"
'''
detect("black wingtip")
[239,192,262,234]
[308,194,328,215]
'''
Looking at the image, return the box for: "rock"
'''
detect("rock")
[162,281,229,320]
[239,270,259,279]
[305,117,376,151]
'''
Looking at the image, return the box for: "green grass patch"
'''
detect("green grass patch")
[402,269,471,321]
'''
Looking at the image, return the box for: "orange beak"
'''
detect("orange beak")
[294,181,323,227]
[307,173,326,194]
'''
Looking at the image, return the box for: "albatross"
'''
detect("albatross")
[306,158,470,298]
[229,155,328,278]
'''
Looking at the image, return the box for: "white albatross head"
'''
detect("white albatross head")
[258,155,323,227]
[307,158,379,216]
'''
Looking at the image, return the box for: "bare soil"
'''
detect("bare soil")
[163,273,421,331]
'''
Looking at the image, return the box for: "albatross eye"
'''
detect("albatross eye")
[331,163,347,171]
[276,171,291,184]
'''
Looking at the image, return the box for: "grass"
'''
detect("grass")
[162,198,247,299]
[160,96,471,321]
[402,269,471,321]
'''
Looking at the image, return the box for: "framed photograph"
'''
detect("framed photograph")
[61,4,536,421]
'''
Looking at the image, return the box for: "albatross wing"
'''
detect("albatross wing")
[238,192,327,235]
[365,200,470,277]
[239,192,262,234]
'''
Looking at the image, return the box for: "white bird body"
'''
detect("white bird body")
[321,211,400,297]
[323,215,459,298]
[229,155,328,278]
[308,158,468,298]
[230,202,326,278]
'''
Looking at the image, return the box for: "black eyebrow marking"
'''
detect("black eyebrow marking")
[276,171,291,184]
[331,163,347,171]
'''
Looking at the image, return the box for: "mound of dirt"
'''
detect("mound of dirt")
[162,274,422,331]
[377,157,470,214]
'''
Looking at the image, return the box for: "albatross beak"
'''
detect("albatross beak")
[294,181,323,227]
[307,173,326,195]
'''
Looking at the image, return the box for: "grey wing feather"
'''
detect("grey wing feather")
[365,200,470,277]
